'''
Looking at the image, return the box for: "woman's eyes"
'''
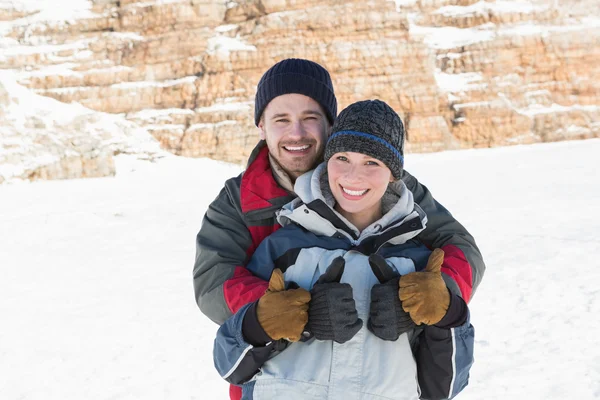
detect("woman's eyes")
[335,156,379,166]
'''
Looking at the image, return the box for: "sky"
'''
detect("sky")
[1,138,599,399]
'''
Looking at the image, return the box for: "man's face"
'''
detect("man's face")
[259,93,331,181]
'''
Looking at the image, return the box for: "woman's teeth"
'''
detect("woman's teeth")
[342,187,368,196]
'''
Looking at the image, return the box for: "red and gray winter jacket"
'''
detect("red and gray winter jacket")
[193,140,485,398]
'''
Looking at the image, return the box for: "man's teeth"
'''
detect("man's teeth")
[284,145,310,151]
[342,187,368,196]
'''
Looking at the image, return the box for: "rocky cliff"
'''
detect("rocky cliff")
[1,0,598,182]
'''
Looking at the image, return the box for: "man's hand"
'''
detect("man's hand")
[367,254,415,341]
[307,257,363,344]
[399,249,450,325]
[256,269,311,342]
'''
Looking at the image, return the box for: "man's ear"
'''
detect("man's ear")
[258,119,266,140]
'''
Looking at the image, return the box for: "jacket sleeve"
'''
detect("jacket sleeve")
[402,169,485,302]
[415,313,475,400]
[193,177,269,325]
[213,234,292,385]
[214,302,285,385]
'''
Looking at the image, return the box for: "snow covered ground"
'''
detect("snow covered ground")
[1,139,599,399]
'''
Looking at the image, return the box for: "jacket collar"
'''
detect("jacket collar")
[240,141,294,216]
[278,162,427,244]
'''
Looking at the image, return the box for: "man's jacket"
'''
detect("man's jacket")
[194,140,484,325]
[213,163,474,400]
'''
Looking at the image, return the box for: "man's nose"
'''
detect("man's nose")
[288,120,306,138]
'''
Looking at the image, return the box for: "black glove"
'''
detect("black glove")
[368,254,416,341]
[306,257,363,344]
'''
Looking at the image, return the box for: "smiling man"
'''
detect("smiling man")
[193,59,485,400]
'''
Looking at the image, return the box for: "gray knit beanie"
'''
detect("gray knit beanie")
[254,58,337,126]
[324,100,405,179]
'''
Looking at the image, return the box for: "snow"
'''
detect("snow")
[0,0,98,35]
[194,101,252,114]
[409,23,496,50]
[517,102,600,116]
[0,71,162,182]
[388,0,417,12]
[111,76,197,89]
[433,0,543,16]
[1,139,600,399]
[207,36,257,57]
[435,71,486,93]
[215,24,238,33]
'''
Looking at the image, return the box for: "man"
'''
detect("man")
[193,59,485,399]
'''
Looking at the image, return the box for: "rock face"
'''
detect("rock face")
[1,0,599,178]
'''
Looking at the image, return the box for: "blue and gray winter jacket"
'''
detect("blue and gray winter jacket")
[214,163,475,400]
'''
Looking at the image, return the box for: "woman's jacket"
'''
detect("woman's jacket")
[213,163,475,400]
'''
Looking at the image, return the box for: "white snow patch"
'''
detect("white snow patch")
[0,70,163,182]
[409,23,496,49]
[435,72,487,93]
[207,36,257,57]
[107,32,146,42]
[433,0,543,17]
[0,0,98,35]
[125,0,187,9]
[128,108,195,120]
[215,24,238,33]
[0,39,92,57]
[187,120,237,131]
[194,101,252,114]
[111,76,197,89]
[388,0,417,12]
[498,17,600,37]
[517,103,600,116]
[16,63,82,79]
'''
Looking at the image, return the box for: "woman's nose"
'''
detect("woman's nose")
[344,165,362,182]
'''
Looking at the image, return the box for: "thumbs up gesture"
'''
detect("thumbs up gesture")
[399,249,450,326]
[367,254,415,341]
[256,269,311,342]
[306,257,363,344]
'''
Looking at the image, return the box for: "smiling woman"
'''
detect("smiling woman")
[328,152,394,231]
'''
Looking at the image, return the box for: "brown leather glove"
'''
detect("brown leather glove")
[399,248,450,326]
[256,269,311,342]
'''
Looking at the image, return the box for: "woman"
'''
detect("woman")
[214,100,474,400]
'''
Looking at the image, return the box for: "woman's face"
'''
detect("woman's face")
[327,151,394,226]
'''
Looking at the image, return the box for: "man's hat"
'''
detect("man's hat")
[254,58,337,126]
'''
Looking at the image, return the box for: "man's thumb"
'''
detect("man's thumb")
[424,248,445,273]
[316,257,345,284]
[267,268,286,292]
[368,254,398,283]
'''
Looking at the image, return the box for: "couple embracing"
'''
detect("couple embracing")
[194,59,483,400]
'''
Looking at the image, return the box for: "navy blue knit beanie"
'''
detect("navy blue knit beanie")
[325,100,405,180]
[254,58,337,126]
